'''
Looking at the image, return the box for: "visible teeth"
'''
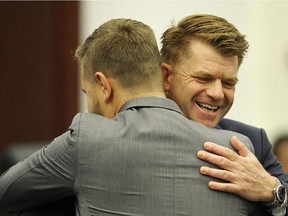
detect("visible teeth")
[197,102,219,112]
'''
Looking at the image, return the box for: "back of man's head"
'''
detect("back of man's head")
[75,18,163,91]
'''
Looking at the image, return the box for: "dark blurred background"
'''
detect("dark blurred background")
[0,2,79,157]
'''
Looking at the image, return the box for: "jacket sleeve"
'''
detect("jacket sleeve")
[257,128,288,189]
[0,114,81,213]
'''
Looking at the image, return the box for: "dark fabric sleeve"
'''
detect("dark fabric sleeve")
[257,128,288,188]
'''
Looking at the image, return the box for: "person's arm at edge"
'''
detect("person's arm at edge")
[0,114,80,213]
[197,136,287,215]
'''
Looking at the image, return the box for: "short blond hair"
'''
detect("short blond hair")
[161,14,249,67]
[75,18,163,89]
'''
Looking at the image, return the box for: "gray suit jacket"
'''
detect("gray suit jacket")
[0,97,258,216]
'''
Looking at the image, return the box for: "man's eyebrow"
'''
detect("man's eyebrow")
[191,69,213,76]
[191,70,238,82]
[224,77,239,83]
[82,89,86,94]
[204,71,238,81]
[192,71,215,79]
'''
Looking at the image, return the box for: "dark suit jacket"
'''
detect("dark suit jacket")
[0,97,257,216]
[218,118,288,216]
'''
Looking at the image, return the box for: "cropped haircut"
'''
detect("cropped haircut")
[75,18,162,89]
[161,14,249,67]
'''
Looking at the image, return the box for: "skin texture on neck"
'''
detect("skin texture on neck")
[107,78,166,118]
[82,70,166,118]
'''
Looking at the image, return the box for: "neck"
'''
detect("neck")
[104,77,165,118]
[114,90,166,115]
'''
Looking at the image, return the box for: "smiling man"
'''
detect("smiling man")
[163,37,238,128]
[161,14,288,215]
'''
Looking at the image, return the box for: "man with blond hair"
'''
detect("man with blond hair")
[161,14,288,215]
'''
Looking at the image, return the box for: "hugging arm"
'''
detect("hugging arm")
[0,130,77,213]
[197,136,276,202]
[197,135,288,215]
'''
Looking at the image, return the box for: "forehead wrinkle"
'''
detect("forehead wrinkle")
[184,38,238,77]
[195,55,238,78]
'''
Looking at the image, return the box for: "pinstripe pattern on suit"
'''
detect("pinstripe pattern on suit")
[0,97,257,215]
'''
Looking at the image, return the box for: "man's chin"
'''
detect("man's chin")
[189,106,223,128]
[191,117,218,128]
[200,121,217,128]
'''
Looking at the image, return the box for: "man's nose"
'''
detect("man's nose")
[205,79,224,100]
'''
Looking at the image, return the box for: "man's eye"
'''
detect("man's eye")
[223,82,236,88]
[194,76,210,82]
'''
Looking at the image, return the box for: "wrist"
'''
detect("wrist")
[262,176,279,203]
[262,177,287,211]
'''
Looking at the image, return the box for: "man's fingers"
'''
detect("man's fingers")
[230,136,251,157]
[197,151,233,170]
[208,181,236,194]
[199,166,237,193]
[202,142,238,161]
[200,166,236,182]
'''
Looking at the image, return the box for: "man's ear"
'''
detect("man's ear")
[95,72,112,103]
[162,63,172,92]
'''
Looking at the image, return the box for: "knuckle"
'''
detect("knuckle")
[219,157,226,165]
[224,149,230,156]
[225,184,231,192]
[221,171,229,180]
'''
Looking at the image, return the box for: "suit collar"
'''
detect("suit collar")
[120,97,185,117]
[215,124,222,129]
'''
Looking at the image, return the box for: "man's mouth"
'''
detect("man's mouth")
[196,102,219,112]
